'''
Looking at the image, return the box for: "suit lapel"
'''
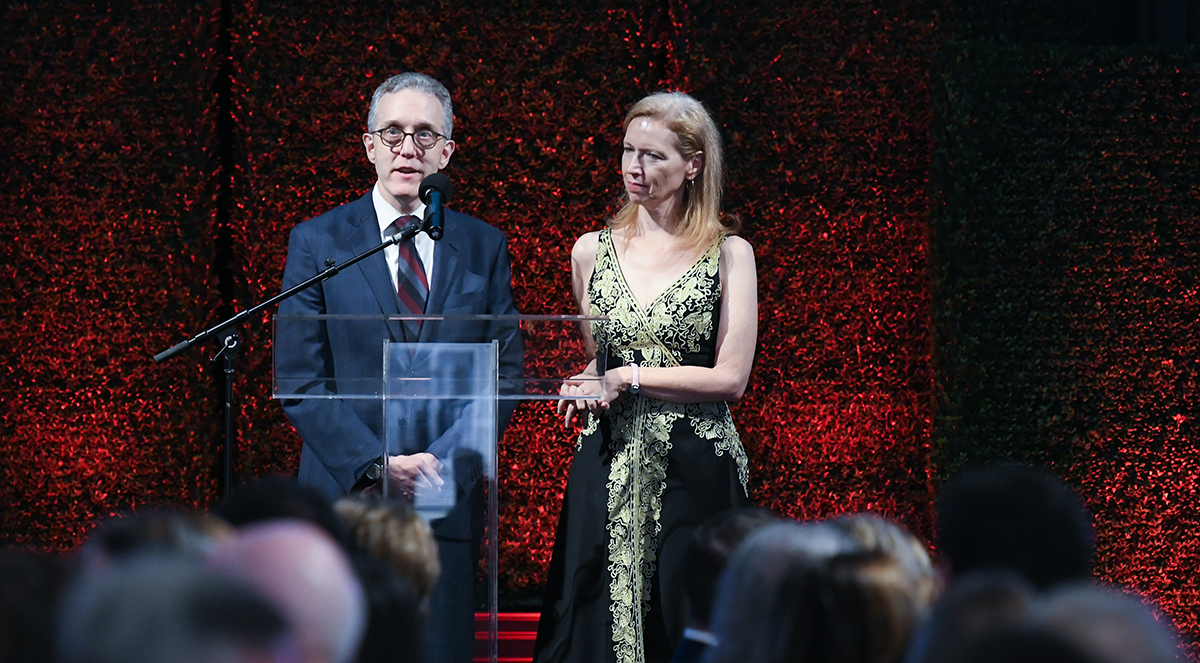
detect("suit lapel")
[346,196,406,343]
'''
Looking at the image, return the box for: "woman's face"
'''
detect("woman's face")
[621,116,701,213]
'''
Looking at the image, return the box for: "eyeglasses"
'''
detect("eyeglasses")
[370,127,446,150]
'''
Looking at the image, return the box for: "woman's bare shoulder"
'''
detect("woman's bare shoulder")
[719,234,755,261]
[572,230,603,261]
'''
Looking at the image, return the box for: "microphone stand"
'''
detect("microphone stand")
[153,216,425,498]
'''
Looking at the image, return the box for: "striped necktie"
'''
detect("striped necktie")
[392,215,428,341]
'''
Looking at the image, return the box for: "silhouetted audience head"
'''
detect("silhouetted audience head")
[333,494,440,612]
[906,570,1036,663]
[1,548,73,663]
[908,573,1182,663]
[78,508,233,570]
[936,463,1093,589]
[348,550,423,663]
[823,513,941,663]
[953,626,1102,663]
[706,520,859,663]
[830,513,941,616]
[215,476,348,547]
[57,555,294,663]
[708,515,946,663]
[209,520,366,663]
[1032,583,1182,663]
[679,507,779,631]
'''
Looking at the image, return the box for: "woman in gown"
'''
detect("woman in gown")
[534,91,758,663]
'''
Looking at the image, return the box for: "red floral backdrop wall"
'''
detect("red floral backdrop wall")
[3,0,1197,655]
[1,2,225,545]
[215,0,941,603]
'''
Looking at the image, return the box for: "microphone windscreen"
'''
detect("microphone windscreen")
[419,173,454,204]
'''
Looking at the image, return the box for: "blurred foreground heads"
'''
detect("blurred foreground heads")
[209,520,367,663]
[936,463,1094,589]
[47,490,423,663]
[58,556,297,663]
[912,575,1183,663]
[335,494,437,663]
[334,494,440,612]
[910,463,1181,663]
[1033,583,1182,663]
[707,513,937,663]
[77,508,234,571]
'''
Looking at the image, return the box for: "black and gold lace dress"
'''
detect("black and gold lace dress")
[534,228,751,663]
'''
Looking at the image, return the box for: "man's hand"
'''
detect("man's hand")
[386,452,445,495]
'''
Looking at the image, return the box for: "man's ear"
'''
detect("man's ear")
[437,140,456,170]
[363,133,377,164]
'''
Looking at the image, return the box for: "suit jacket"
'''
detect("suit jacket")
[275,192,522,537]
[668,634,713,663]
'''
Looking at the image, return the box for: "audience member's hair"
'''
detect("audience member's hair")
[679,507,779,630]
[706,521,859,663]
[209,520,366,663]
[831,513,941,615]
[825,513,942,663]
[349,549,423,663]
[215,475,349,547]
[912,576,1182,663]
[1032,583,1182,663]
[57,555,291,663]
[906,570,1036,663]
[334,494,440,611]
[1,549,73,663]
[953,626,1103,663]
[79,508,232,568]
[772,548,885,663]
[936,463,1093,589]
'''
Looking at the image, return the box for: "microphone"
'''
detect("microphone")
[419,173,454,241]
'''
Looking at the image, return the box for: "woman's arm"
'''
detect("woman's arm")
[601,235,758,404]
[570,232,600,359]
[558,232,603,426]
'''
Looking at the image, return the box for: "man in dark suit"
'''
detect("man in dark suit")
[275,72,522,663]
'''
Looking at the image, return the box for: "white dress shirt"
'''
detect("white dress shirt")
[372,182,436,293]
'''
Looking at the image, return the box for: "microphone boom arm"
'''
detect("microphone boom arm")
[153,216,423,363]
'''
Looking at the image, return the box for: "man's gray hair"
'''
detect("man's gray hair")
[367,72,454,139]
[57,557,290,663]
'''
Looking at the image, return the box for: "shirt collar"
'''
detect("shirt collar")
[372,183,426,237]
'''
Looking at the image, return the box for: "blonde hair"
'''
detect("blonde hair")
[610,91,740,247]
[334,496,441,608]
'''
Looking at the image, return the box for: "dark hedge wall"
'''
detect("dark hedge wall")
[932,42,1200,651]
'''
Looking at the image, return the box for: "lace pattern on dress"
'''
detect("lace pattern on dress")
[579,229,750,663]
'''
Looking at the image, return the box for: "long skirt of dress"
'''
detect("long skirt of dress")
[534,408,750,663]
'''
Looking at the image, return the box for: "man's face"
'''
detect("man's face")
[363,88,455,213]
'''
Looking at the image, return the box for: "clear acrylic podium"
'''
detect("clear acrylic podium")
[273,313,602,663]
